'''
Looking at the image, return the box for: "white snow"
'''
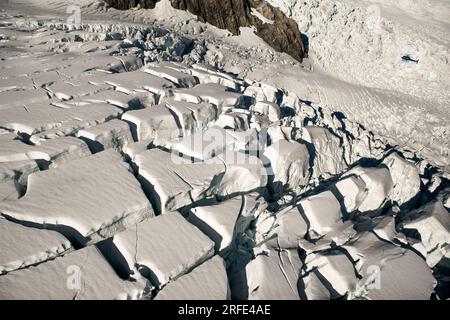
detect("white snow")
[0,89,49,111]
[77,119,133,153]
[250,101,281,122]
[155,256,230,300]
[372,215,406,244]
[0,216,72,274]
[112,211,214,288]
[383,152,421,206]
[214,150,268,198]
[144,65,198,88]
[47,81,112,101]
[0,245,147,300]
[266,0,450,107]
[244,82,281,104]
[343,232,436,300]
[0,150,154,243]
[0,0,448,300]
[302,126,347,179]
[246,244,302,300]
[173,83,244,110]
[133,148,224,213]
[215,112,250,131]
[100,69,175,95]
[343,166,393,212]
[269,205,309,249]
[81,89,148,110]
[299,270,331,300]
[298,191,343,239]
[263,140,311,193]
[251,8,274,25]
[0,181,20,201]
[159,126,230,161]
[122,103,180,141]
[0,101,123,144]
[0,133,91,168]
[188,196,250,253]
[305,251,358,298]
[400,199,450,267]
[0,160,39,185]
[333,176,367,214]
[164,98,198,135]
[187,64,243,90]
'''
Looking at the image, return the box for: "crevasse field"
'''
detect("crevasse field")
[0,0,448,300]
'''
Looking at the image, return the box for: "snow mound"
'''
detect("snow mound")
[305,250,358,298]
[0,216,71,274]
[383,152,421,206]
[112,211,214,288]
[77,119,133,153]
[246,244,302,300]
[0,150,154,244]
[155,256,230,300]
[0,245,147,300]
[133,148,225,213]
[264,140,311,194]
[0,2,447,299]
[344,232,436,300]
[400,198,450,268]
[343,166,394,213]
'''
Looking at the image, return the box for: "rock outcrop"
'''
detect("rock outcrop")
[249,0,305,61]
[103,0,305,61]
[104,0,160,10]
[170,0,253,35]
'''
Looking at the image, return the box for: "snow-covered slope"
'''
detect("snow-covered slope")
[267,0,450,104]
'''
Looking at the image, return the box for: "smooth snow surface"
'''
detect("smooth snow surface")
[0,216,72,274]
[155,256,230,300]
[112,212,214,287]
[0,150,154,244]
[0,245,147,300]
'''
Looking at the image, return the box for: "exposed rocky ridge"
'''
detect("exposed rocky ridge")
[103,0,304,61]
[249,0,304,61]
[104,0,160,10]
[1,2,449,300]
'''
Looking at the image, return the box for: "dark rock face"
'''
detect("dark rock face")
[104,0,160,10]
[170,0,253,35]
[249,0,304,61]
[103,0,304,61]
